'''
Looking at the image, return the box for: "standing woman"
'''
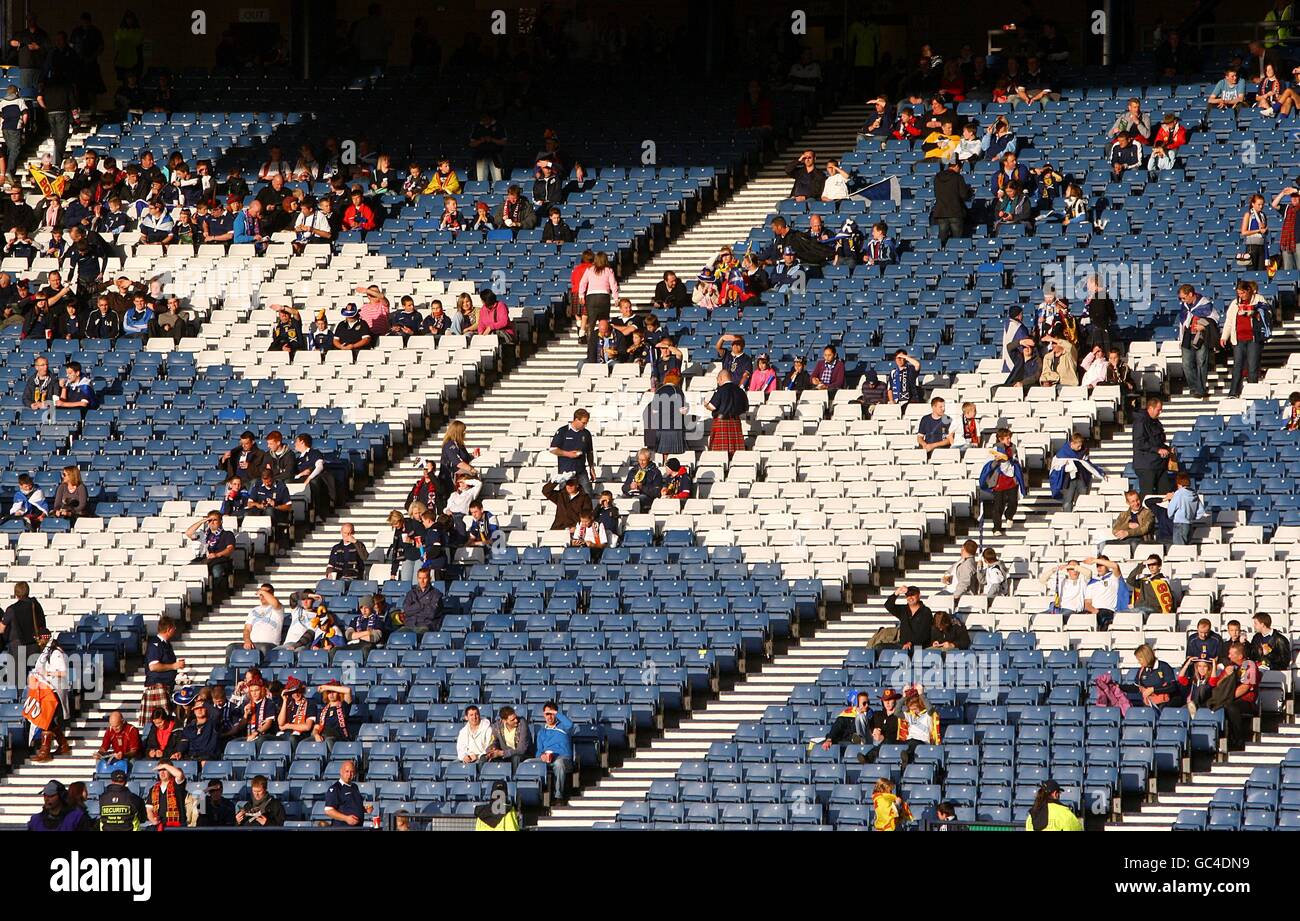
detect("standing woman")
[438,420,480,503]
[113,11,145,83]
[385,509,422,583]
[577,251,619,344]
[52,465,88,519]
[1220,279,1270,397]
[1240,193,1269,270]
[643,369,689,464]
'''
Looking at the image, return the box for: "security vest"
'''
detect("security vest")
[98,783,141,831]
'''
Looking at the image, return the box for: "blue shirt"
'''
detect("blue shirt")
[324,780,365,826]
[550,424,593,475]
[534,713,575,759]
[145,635,177,688]
[248,480,289,510]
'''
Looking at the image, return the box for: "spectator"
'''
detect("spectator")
[577,251,618,341]
[28,779,95,832]
[1038,335,1079,387]
[810,345,846,392]
[541,206,574,244]
[542,474,592,530]
[142,706,181,761]
[400,567,443,634]
[651,271,690,310]
[568,509,607,553]
[886,349,922,404]
[341,186,376,233]
[1164,472,1206,545]
[622,448,664,512]
[1221,279,1270,397]
[1050,433,1102,512]
[1127,555,1177,614]
[899,690,941,765]
[476,288,514,343]
[55,359,95,410]
[1146,141,1177,180]
[1132,396,1172,496]
[1187,618,1225,662]
[312,682,354,742]
[235,774,285,827]
[1039,560,1092,616]
[6,473,47,530]
[661,458,693,499]
[979,427,1027,534]
[716,334,753,388]
[94,709,141,776]
[1239,194,1269,271]
[1272,187,1300,271]
[644,370,688,461]
[884,585,933,651]
[1060,182,1090,225]
[185,510,236,585]
[942,539,982,598]
[535,702,576,803]
[1108,97,1152,143]
[786,150,825,201]
[931,159,971,246]
[1177,284,1220,400]
[325,522,368,586]
[822,159,851,201]
[820,691,874,749]
[872,778,913,831]
[323,759,369,827]
[1209,643,1259,750]
[981,547,1010,597]
[1178,657,1216,715]
[705,369,748,456]
[486,705,531,769]
[1108,489,1156,549]
[1026,780,1083,831]
[550,408,596,495]
[457,704,493,764]
[237,583,284,659]
[917,396,955,454]
[195,780,237,828]
[218,430,267,482]
[438,420,479,500]
[177,697,224,763]
[930,610,971,650]
[1081,556,1122,629]
[1248,613,1290,671]
[1207,68,1247,121]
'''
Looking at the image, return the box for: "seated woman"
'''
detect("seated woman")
[1133,644,1184,710]
[52,465,88,519]
[929,611,971,650]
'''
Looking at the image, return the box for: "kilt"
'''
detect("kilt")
[138,683,172,726]
[709,417,746,453]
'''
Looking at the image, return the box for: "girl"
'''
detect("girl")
[369,153,400,198]
[899,690,941,762]
[1239,194,1269,270]
[294,144,320,181]
[1178,656,1215,715]
[577,251,618,340]
[1061,182,1089,225]
[1257,62,1283,116]
[783,356,813,393]
[385,509,422,583]
[468,199,495,231]
[438,420,480,500]
[871,778,912,831]
[747,354,778,394]
[692,270,719,311]
[1220,279,1271,397]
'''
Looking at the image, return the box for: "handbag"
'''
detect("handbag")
[1235,252,1254,267]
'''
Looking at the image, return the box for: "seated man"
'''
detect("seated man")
[535,701,576,802]
[237,775,286,827]
[1106,490,1155,549]
[820,691,874,749]
[488,705,532,769]
[1247,613,1290,671]
[621,448,664,513]
[400,568,443,635]
[245,466,292,544]
[916,396,955,454]
[1081,556,1122,630]
[1186,618,1224,662]
[185,511,237,586]
[55,360,96,410]
[176,698,224,763]
[457,705,494,764]
[94,710,142,777]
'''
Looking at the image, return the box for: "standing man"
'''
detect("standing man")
[140,615,184,727]
[932,158,971,246]
[705,369,749,457]
[1,580,46,663]
[884,586,933,651]
[27,631,70,763]
[1132,396,1171,497]
[1176,284,1218,400]
[550,409,596,495]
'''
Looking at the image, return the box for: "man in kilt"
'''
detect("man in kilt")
[139,616,185,726]
[706,369,749,456]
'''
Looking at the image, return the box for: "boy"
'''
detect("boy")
[8,474,49,530]
[1164,472,1205,545]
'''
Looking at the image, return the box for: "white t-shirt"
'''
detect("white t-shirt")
[1084,574,1119,611]
[283,605,315,645]
[246,604,284,645]
[444,479,483,517]
[822,173,849,200]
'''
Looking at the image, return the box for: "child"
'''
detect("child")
[1164,472,1205,545]
[692,271,719,311]
[862,221,897,267]
[45,226,68,260]
[1178,657,1214,715]
[981,547,1009,596]
[173,209,197,248]
[1061,183,1089,225]
[871,778,913,831]
[1147,143,1176,179]
[955,122,983,167]
[890,106,922,141]
[1286,390,1300,431]
[307,310,332,360]
[953,401,980,451]
[403,162,427,203]
[624,329,648,369]
[8,473,49,530]
[309,609,346,651]
[596,490,620,543]
[6,226,37,261]
[97,196,131,234]
[439,196,463,232]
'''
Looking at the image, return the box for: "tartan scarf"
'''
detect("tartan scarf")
[150,781,182,829]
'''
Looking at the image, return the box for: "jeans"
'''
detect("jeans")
[2,129,21,169]
[936,217,964,246]
[1060,477,1086,512]
[1283,245,1299,271]
[474,159,503,182]
[547,756,573,799]
[47,110,70,166]
[1181,344,1211,397]
[1172,522,1191,545]
[1228,339,1262,396]
[390,559,420,583]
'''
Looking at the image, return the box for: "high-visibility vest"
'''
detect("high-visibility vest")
[1266,4,1294,48]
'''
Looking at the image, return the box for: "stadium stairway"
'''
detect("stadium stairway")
[617,105,869,308]
[537,321,1300,829]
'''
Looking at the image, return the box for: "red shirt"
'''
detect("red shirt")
[1236,305,1255,342]
[570,262,592,294]
[994,473,1018,491]
[100,723,142,758]
[1209,660,1258,704]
